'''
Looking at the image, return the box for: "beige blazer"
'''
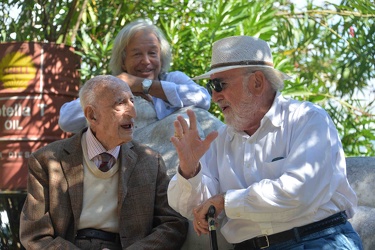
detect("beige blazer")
[20,128,188,249]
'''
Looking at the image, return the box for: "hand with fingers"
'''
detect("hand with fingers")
[170,109,218,179]
[116,72,153,101]
[192,193,226,236]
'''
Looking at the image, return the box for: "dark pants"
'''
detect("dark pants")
[75,238,122,250]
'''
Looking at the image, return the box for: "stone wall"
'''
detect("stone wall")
[347,157,375,250]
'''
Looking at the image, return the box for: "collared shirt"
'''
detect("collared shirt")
[167,92,357,244]
[85,128,120,168]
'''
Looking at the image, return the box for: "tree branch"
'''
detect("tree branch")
[276,10,375,18]
[69,0,88,44]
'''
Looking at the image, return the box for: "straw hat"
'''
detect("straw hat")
[193,36,291,84]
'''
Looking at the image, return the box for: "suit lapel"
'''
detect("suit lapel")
[60,131,85,232]
[118,141,137,213]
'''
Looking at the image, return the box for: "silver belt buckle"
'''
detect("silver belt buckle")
[255,234,270,249]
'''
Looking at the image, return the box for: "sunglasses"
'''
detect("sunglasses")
[206,73,254,95]
[206,78,225,95]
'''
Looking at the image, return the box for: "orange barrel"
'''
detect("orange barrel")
[0,42,81,190]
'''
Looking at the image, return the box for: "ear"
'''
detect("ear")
[249,71,266,96]
[121,57,128,73]
[84,105,97,123]
[121,64,127,72]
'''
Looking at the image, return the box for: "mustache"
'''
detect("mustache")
[217,100,231,109]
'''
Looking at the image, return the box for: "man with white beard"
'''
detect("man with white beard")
[167,36,363,250]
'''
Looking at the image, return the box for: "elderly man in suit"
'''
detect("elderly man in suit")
[20,75,188,249]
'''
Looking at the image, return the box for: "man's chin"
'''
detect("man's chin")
[225,120,236,129]
[119,132,133,143]
[223,115,233,126]
[225,117,247,131]
[118,138,132,145]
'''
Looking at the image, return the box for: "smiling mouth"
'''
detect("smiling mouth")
[141,68,153,72]
[139,69,154,75]
[121,124,133,129]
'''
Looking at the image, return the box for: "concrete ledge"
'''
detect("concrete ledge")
[346,157,375,250]
[349,206,375,250]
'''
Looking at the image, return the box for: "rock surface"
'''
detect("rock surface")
[133,106,225,177]
[347,157,375,250]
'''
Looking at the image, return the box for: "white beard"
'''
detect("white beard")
[223,87,256,131]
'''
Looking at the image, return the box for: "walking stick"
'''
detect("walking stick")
[206,205,218,250]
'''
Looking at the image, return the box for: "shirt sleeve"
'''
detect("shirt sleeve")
[167,145,221,220]
[58,98,87,133]
[153,71,211,120]
[167,170,211,220]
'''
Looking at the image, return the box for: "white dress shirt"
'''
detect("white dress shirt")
[167,92,357,244]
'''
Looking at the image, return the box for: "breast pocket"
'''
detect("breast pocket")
[261,157,286,180]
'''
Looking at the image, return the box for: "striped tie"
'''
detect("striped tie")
[99,153,113,172]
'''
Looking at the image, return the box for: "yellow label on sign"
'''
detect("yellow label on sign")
[0,51,37,89]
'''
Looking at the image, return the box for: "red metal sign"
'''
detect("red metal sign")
[0,42,80,190]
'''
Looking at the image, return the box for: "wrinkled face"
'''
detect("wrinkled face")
[92,82,136,149]
[211,68,257,131]
[122,30,162,80]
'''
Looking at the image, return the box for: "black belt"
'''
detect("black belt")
[76,228,120,243]
[234,211,347,250]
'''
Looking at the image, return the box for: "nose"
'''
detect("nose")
[128,100,137,118]
[211,89,221,103]
[141,54,151,64]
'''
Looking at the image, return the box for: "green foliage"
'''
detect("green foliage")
[273,0,375,156]
[0,192,26,249]
[1,0,374,156]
